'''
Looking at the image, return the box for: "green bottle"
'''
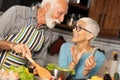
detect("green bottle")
[114,72,119,80]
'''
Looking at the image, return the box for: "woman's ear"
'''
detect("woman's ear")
[87,33,94,40]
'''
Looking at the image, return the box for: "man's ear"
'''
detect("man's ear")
[43,2,51,11]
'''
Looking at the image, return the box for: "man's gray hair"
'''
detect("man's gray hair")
[40,0,69,7]
[77,17,100,39]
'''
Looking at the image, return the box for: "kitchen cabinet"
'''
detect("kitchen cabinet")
[56,1,90,31]
[0,0,40,12]
[0,0,21,12]
[20,0,41,6]
[89,0,120,38]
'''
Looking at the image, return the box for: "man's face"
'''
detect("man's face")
[45,0,68,29]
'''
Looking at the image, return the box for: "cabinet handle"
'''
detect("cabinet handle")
[98,14,102,27]
[118,29,120,38]
[102,14,106,27]
[98,14,106,27]
[98,14,103,27]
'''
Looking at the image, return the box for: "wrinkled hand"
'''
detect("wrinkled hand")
[84,56,96,71]
[11,43,32,57]
[70,46,86,64]
[28,64,37,74]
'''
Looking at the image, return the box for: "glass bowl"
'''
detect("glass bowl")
[50,69,70,80]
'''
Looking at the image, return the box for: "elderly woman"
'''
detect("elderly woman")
[58,17,105,79]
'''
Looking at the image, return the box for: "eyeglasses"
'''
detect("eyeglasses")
[75,26,92,33]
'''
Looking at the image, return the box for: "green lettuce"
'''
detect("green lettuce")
[46,63,75,75]
[9,65,34,80]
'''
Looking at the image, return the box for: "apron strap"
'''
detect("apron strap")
[26,17,33,27]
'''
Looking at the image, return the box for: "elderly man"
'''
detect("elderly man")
[0,0,69,69]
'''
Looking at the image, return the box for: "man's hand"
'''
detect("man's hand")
[11,43,32,57]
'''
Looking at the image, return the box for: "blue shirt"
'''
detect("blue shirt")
[58,43,105,79]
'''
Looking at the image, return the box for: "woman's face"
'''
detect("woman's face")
[71,20,91,43]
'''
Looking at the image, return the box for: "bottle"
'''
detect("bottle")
[87,0,91,8]
[67,13,75,26]
[114,72,119,80]
[111,51,118,60]
[76,0,80,4]
[103,72,112,80]
[77,14,81,20]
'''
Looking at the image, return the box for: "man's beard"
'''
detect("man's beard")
[45,9,60,29]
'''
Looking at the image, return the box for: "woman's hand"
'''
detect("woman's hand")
[69,46,86,69]
[11,43,32,57]
[83,55,96,76]
[70,46,86,64]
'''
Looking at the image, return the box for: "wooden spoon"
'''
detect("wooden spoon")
[26,55,52,79]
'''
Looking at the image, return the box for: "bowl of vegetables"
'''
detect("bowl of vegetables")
[46,63,75,80]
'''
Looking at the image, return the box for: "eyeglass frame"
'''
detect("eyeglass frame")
[75,26,92,33]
